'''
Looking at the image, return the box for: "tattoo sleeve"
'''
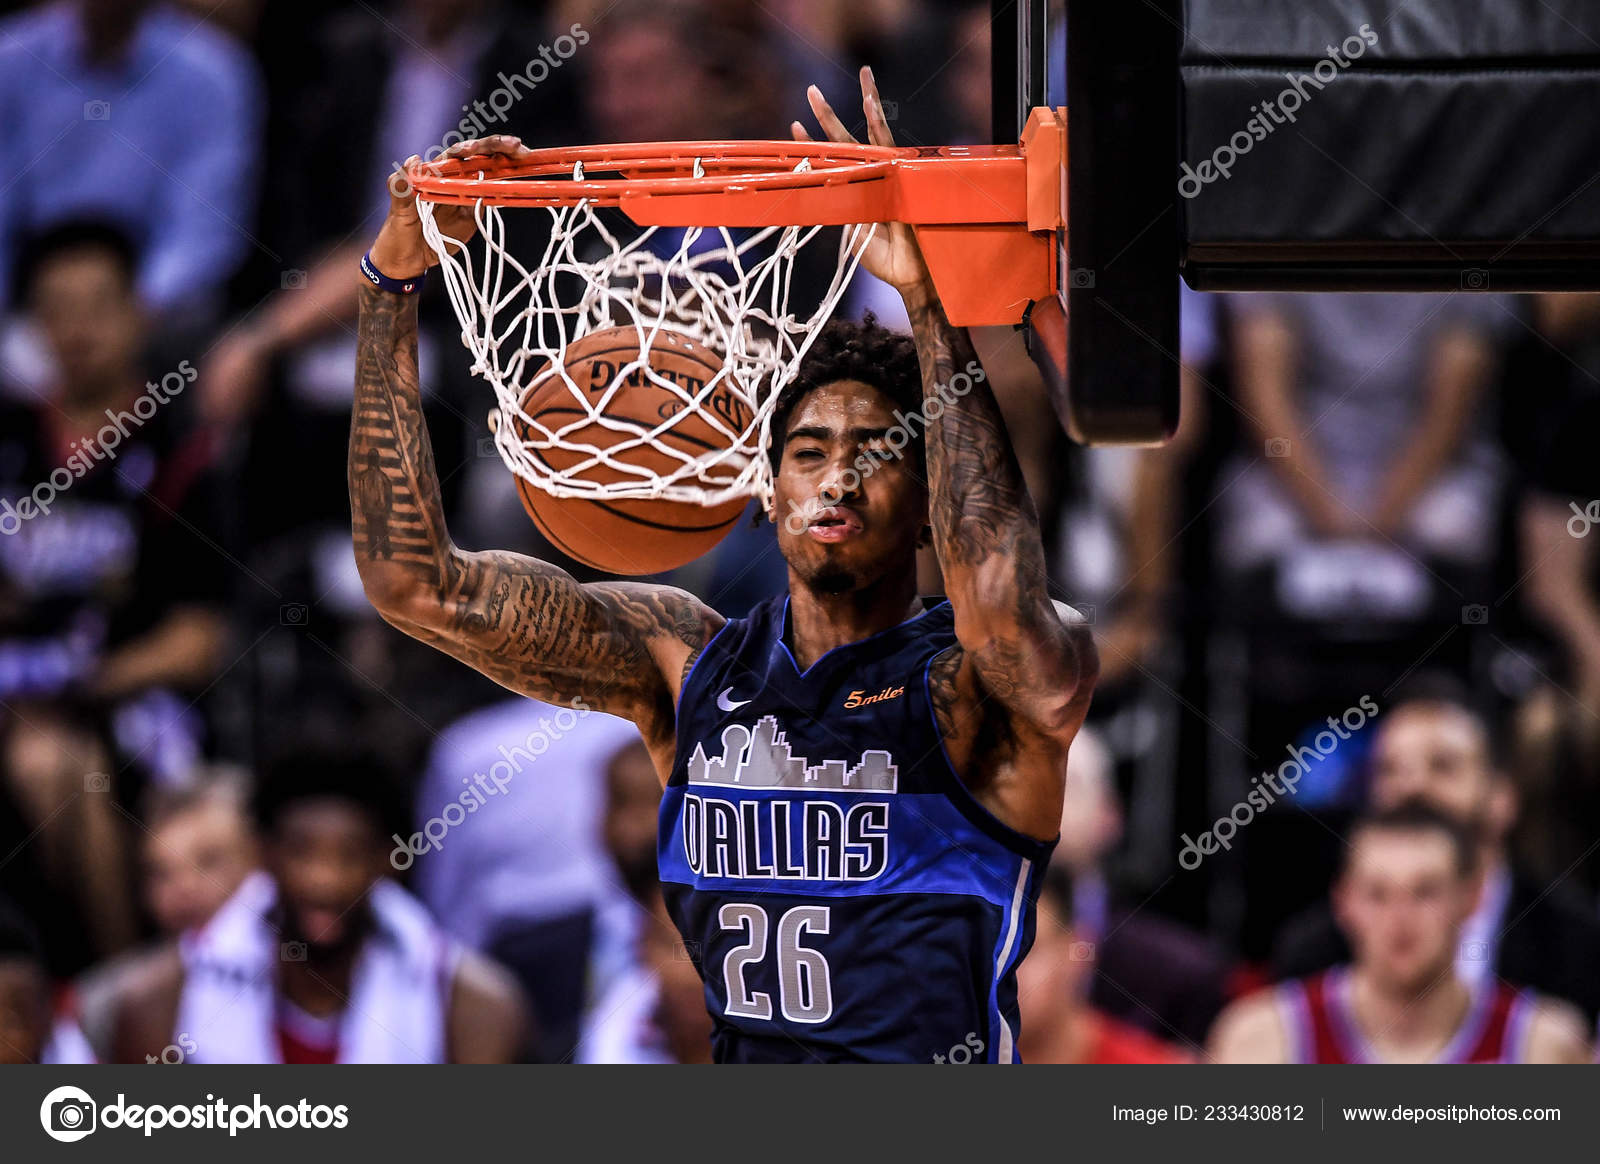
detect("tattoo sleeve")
[906,290,1093,736]
[349,285,721,728]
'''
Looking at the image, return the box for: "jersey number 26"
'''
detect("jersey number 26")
[718,903,833,1024]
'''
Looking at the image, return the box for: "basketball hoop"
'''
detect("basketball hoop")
[408,114,1065,512]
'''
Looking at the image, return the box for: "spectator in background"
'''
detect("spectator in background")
[1088,285,1219,688]
[0,713,135,976]
[1212,804,1590,1063]
[0,222,229,785]
[136,776,260,935]
[105,749,526,1063]
[1018,864,1192,1064]
[0,899,95,1063]
[1508,293,1600,896]
[1272,681,1600,1027]
[200,0,585,432]
[579,886,712,1064]
[74,774,260,1061]
[1223,293,1505,615]
[0,0,261,327]
[412,697,643,1063]
[1051,726,1229,1047]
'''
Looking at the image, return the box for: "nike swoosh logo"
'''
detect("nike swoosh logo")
[717,687,752,712]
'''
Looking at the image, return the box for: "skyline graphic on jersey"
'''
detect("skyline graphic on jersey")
[687,716,899,793]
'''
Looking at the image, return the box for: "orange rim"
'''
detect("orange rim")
[408,109,1069,327]
[407,139,903,209]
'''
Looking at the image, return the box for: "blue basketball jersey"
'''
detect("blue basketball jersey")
[658,595,1055,1063]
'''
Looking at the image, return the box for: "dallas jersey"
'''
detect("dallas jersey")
[658,595,1056,1063]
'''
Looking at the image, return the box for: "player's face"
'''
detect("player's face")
[29,249,143,401]
[0,959,48,1065]
[1369,707,1496,837]
[1335,830,1476,996]
[771,380,929,595]
[267,800,387,954]
[143,801,259,936]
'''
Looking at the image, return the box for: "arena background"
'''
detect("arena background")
[1,0,1599,1065]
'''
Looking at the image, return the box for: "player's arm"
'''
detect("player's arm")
[445,948,530,1064]
[1206,992,1292,1064]
[900,283,1094,733]
[797,72,1094,838]
[350,139,722,741]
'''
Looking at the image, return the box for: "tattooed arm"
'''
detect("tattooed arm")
[349,140,722,764]
[906,290,1096,803]
[798,70,1095,839]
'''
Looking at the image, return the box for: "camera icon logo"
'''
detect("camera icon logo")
[83,100,111,121]
[281,940,308,962]
[1460,268,1490,291]
[1069,941,1097,961]
[1459,940,1490,962]
[279,603,309,627]
[477,436,500,459]
[40,1085,97,1142]
[281,269,309,290]
[1265,437,1292,458]
[1461,604,1489,626]
[1069,267,1096,289]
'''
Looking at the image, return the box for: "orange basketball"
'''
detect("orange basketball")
[511,326,750,575]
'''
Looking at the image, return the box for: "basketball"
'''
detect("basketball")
[510,326,750,575]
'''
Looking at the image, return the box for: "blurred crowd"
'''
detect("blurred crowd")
[2,0,1599,1064]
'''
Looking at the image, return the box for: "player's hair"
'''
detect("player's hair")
[1344,800,1478,878]
[768,313,926,476]
[252,747,410,843]
[13,219,140,304]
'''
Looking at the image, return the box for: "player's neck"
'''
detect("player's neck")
[785,574,921,670]
[1349,965,1470,1060]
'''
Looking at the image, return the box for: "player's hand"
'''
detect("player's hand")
[793,67,934,300]
[371,136,534,278]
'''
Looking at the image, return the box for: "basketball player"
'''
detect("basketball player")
[350,69,1095,1062]
[1208,803,1590,1063]
[106,752,526,1063]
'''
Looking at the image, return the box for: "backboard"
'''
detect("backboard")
[993,0,1183,445]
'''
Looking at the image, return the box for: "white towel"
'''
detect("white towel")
[175,872,457,1063]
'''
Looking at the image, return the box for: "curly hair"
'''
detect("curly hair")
[767,314,924,475]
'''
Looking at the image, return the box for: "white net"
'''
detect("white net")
[417,178,873,511]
